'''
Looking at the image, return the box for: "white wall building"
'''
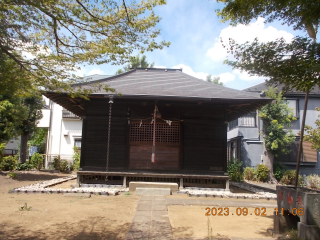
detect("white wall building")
[44,100,82,168]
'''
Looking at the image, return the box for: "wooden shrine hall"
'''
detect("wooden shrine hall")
[44,68,271,190]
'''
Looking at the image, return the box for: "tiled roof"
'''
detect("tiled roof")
[77,68,265,100]
[243,81,320,95]
[44,68,272,121]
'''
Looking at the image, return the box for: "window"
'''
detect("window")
[74,139,81,149]
[287,99,298,118]
[239,112,256,127]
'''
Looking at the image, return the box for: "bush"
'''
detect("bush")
[53,156,69,172]
[70,147,80,172]
[60,160,69,172]
[31,153,43,171]
[280,170,304,187]
[256,164,269,182]
[227,159,243,182]
[306,174,320,190]
[0,156,18,171]
[243,167,256,181]
[273,162,285,181]
[16,160,34,171]
[53,156,61,170]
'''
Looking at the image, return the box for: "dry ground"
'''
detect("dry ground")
[0,171,139,240]
[0,171,276,239]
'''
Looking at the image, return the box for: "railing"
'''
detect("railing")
[228,112,257,131]
[3,149,18,156]
[62,110,80,119]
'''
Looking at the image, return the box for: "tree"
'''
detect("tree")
[216,0,319,38]
[0,95,28,143]
[29,128,48,154]
[0,0,170,96]
[206,74,224,86]
[217,0,320,186]
[116,54,155,74]
[304,107,320,150]
[18,96,44,163]
[258,87,296,182]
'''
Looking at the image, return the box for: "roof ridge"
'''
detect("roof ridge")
[72,69,136,87]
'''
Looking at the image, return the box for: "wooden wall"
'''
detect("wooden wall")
[81,99,227,172]
[80,99,128,170]
[182,105,226,171]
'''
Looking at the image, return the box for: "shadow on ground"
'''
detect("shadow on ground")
[0,217,130,240]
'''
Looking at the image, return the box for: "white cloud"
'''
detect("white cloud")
[207,17,294,62]
[218,72,235,83]
[233,69,267,82]
[171,64,208,80]
[88,69,104,75]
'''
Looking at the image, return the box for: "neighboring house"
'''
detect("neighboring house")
[44,68,271,188]
[227,81,320,175]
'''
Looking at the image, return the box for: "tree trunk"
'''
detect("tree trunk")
[262,140,278,183]
[20,133,28,163]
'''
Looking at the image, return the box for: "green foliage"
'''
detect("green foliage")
[0,142,5,163]
[16,161,34,171]
[280,170,304,187]
[53,156,69,172]
[70,146,80,172]
[0,95,28,142]
[29,128,48,154]
[0,156,18,171]
[258,88,296,157]
[256,164,269,182]
[243,167,256,181]
[206,75,223,86]
[227,159,243,182]
[306,174,320,190]
[0,0,169,97]
[8,172,17,179]
[116,54,155,74]
[31,153,43,171]
[19,203,32,211]
[124,192,131,196]
[304,107,320,151]
[273,162,285,181]
[217,0,319,37]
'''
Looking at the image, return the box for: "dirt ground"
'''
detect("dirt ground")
[0,171,139,240]
[0,171,276,239]
[168,205,274,239]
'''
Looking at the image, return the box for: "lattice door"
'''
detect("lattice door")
[130,122,180,143]
[129,122,180,170]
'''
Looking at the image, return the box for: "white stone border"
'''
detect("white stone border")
[177,183,277,200]
[10,175,125,196]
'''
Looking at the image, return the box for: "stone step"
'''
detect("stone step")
[135,187,171,195]
[129,181,178,192]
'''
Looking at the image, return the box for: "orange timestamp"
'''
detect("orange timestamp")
[275,208,304,216]
[205,207,267,216]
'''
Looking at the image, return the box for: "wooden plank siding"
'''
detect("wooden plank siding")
[182,105,226,171]
[81,99,128,170]
[81,100,227,172]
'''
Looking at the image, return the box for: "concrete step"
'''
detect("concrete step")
[129,181,178,192]
[135,187,171,195]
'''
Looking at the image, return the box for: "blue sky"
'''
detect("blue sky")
[79,0,310,90]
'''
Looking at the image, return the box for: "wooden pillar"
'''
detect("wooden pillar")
[123,176,127,188]
[179,178,184,190]
[225,179,230,192]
